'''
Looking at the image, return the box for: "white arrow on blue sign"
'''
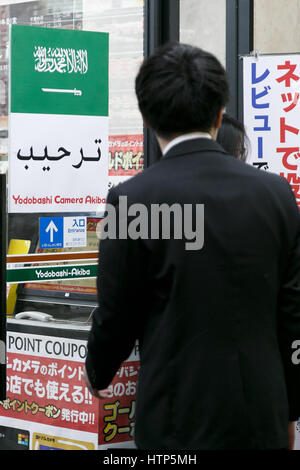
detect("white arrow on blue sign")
[40,217,64,249]
[45,220,59,243]
[39,216,87,249]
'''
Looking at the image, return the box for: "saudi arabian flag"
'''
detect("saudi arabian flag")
[9,25,109,213]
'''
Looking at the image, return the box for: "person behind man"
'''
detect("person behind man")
[84,43,300,450]
[216,112,249,162]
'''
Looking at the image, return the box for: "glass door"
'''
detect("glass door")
[1,0,144,451]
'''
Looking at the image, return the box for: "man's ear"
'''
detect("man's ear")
[215,109,224,130]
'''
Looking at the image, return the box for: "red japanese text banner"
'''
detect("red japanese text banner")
[0,331,139,450]
[244,54,300,209]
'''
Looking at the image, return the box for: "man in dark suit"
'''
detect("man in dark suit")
[84,43,300,450]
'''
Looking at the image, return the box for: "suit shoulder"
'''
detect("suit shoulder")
[245,163,291,192]
[228,156,290,191]
[235,161,298,214]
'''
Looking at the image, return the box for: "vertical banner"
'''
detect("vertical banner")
[243,54,300,209]
[98,346,139,449]
[8,25,109,213]
[0,172,6,400]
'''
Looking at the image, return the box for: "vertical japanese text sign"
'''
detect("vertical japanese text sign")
[243,55,300,209]
[9,25,109,213]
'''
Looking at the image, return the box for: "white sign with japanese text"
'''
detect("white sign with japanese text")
[243,54,300,209]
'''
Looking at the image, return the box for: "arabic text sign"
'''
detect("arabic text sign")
[9,26,109,213]
[34,46,88,75]
[243,55,300,209]
[9,113,108,213]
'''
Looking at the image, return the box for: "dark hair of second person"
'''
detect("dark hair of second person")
[217,113,249,162]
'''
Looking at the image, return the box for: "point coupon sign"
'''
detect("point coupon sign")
[8,25,109,213]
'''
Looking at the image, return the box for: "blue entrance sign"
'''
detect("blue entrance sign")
[39,217,64,249]
[39,216,87,249]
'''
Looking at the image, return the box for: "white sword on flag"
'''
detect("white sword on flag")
[41,88,82,96]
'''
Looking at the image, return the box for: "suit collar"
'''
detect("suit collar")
[162,132,212,156]
[162,138,228,160]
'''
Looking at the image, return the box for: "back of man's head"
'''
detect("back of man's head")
[135,42,230,139]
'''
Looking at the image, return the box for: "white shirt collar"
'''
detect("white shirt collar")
[162,132,212,156]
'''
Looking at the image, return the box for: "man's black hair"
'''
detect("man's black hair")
[135,42,230,139]
[217,113,250,162]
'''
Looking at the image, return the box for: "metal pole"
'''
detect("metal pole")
[226,0,254,122]
[226,0,238,118]
[237,0,254,122]
[143,0,180,168]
